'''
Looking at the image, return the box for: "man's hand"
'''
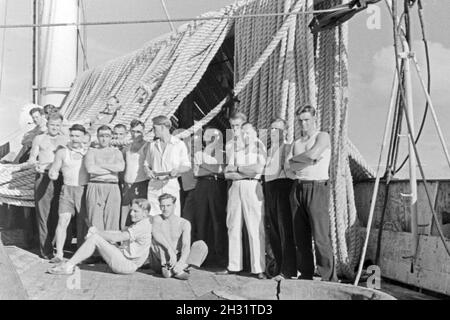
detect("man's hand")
[144,166,156,180]
[168,251,177,268]
[172,261,186,275]
[48,169,59,181]
[86,226,98,239]
[169,169,178,178]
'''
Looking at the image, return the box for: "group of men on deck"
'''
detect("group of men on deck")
[24,100,337,282]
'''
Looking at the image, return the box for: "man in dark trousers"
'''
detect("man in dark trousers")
[288,105,337,282]
[190,127,228,267]
[263,118,296,279]
[28,112,69,259]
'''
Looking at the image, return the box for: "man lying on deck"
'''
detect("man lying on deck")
[47,198,152,275]
[149,193,208,280]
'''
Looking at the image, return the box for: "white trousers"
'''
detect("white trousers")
[147,179,180,216]
[226,180,265,274]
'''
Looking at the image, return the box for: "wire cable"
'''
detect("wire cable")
[0,7,351,30]
[394,0,431,174]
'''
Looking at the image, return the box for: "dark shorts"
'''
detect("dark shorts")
[122,180,149,206]
[58,185,87,216]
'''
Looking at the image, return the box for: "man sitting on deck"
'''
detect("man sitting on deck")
[48,198,152,275]
[149,193,208,280]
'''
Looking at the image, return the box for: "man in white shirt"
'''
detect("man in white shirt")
[263,118,296,279]
[144,115,191,216]
[218,114,267,279]
[48,198,153,275]
[288,105,337,282]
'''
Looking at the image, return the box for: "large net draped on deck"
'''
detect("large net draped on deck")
[0,0,374,278]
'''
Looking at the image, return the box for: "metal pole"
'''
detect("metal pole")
[401,38,419,263]
[32,0,38,104]
[159,0,176,33]
[354,70,399,286]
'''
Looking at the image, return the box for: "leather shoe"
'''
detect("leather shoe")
[215,269,240,275]
[257,272,267,280]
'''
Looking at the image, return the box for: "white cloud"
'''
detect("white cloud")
[349,41,450,178]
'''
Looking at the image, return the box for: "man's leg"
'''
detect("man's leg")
[209,180,228,266]
[147,190,162,216]
[276,179,297,278]
[120,183,132,231]
[226,182,243,272]
[104,184,121,231]
[34,173,54,258]
[192,180,210,243]
[66,234,126,272]
[186,240,209,268]
[309,182,337,282]
[86,184,105,230]
[54,212,72,260]
[290,182,314,279]
[240,181,265,275]
[264,180,282,276]
[75,186,88,248]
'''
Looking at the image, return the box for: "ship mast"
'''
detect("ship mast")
[32,0,79,107]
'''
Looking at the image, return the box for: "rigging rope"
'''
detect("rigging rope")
[0,7,350,30]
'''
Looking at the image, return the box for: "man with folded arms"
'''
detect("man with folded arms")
[218,115,267,280]
[85,125,125,232]
[288,105,337,282]
[28,112,69,259]
[48,124,90,264]
[121,119,150,230]
[144,115,190,216]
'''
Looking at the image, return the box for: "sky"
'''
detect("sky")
[0,0,449,179]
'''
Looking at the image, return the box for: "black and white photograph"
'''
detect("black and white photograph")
[0,0,449,304]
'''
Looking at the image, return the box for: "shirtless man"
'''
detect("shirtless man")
[150,193,208,280]
[28,112,69,259]
[48,124,90,263]
[13,107,47,163]
[85,125,125,232]
[48,198,153,275]
[121,120,149,230]
[288,105,337,282]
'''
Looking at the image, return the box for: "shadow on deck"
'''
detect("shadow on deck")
[3,246,439,300]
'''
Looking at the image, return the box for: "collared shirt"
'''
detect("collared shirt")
[145,135,191,191]
[193,149,225,177]
[120,217,152,268]
[264,142,295,182]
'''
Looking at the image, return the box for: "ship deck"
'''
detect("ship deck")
[4,245,443,300]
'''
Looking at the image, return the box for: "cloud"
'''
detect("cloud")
[348,41,450,178]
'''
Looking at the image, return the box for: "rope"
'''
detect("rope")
[0,7,351,30]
